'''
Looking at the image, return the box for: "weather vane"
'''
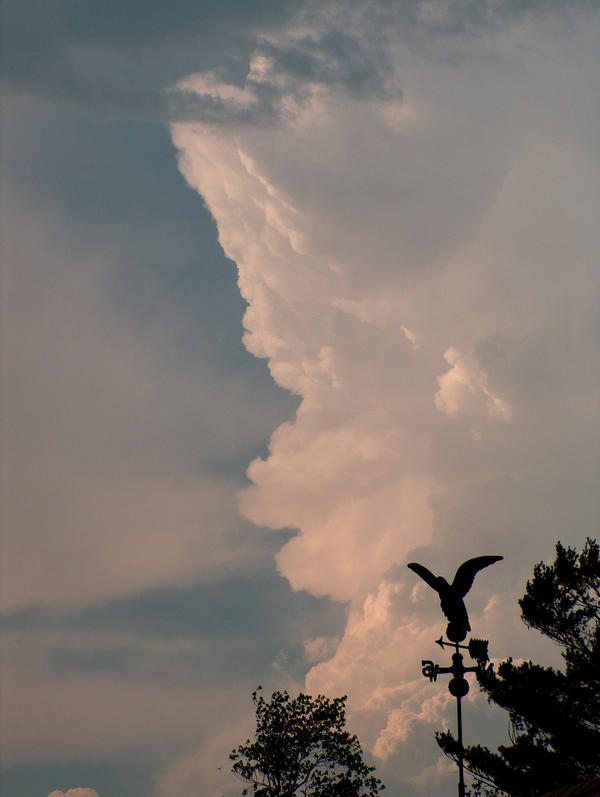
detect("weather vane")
[408,555,503,797]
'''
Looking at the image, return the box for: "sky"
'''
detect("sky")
[1,1,599,796]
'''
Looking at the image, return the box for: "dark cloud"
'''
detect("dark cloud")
[1,760,151,797]
[1,0,293,119]
[1,88,303,610]
[4,0,593,124]
[2,89,301,386]
[255,29,399,102]
[1,567,343,640]
[1,568,346,686]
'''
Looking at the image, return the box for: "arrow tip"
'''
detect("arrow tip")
[435,636,444,649]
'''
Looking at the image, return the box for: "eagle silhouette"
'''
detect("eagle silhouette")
[407,556,503,642]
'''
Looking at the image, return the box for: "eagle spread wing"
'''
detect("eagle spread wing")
[407,562,440,593]
[452,555,503,598]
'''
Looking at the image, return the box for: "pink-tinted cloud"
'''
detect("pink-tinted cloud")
[172,6,600,786]
[48,789,101,797]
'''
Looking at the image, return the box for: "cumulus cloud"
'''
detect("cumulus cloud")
[48,790,101,797]
[435,346,512,422]
[405,755,455,788]
[303,635,340,664]
[3,3,595,795]
[172,4,599,789]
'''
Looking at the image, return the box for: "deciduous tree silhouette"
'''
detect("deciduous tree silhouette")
[436,538,600,796]
[230,688,384,797]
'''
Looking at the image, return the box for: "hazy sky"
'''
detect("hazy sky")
[2,2,599,796]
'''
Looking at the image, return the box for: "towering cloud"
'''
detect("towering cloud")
[172,2,600,789]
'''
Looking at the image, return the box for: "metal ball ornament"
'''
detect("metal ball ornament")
[449,676,470,698]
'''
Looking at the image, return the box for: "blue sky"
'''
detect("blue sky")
[1,2,599,796]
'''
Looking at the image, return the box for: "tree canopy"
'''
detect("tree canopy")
[436,538,600,796]
[230,688,385,797]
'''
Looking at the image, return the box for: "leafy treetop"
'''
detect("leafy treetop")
[230,688,385,797]
[436,538,600,797]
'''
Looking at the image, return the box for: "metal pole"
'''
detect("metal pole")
[456,694,465,797]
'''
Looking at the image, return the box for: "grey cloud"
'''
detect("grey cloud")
[0,179,299,608]
[255,30,399,102]
[166,81,285,126]
[169,0,598,125]
[3,0,594,123]
[1,760,149,797]
[1,0,292,119]
[1,567,344,645]
[0,572,345,773]
[1,555,345,687]
[168,27,401,125]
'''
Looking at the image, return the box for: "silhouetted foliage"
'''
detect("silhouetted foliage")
[230,688,385,797]
[436,538,600,796]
